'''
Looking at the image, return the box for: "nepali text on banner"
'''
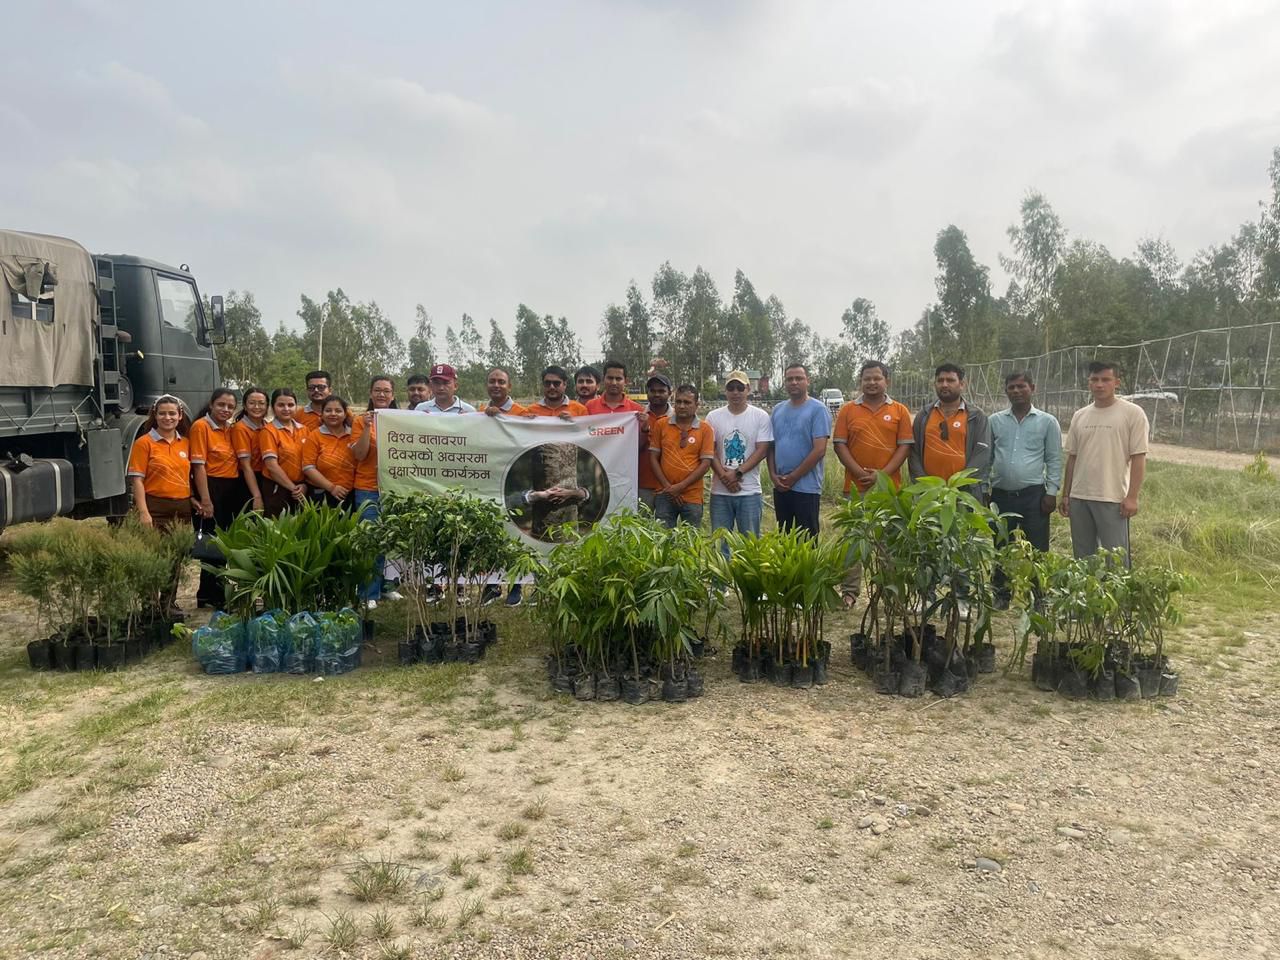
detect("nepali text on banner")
[375,409,640,548]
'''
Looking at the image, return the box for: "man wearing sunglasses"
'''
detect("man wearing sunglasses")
[908,363,991,497]
[297,370,332,431]
[706,370,772,543]
[525,366,588,419]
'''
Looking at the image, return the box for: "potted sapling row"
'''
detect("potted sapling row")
[524,511,717,704]
[714,527,842,690]
[834,472,1002,698]
[1118,564,1187,699]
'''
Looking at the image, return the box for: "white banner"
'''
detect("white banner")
[376,410,639,549]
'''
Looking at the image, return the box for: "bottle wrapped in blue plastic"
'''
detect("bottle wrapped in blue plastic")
[193,612,247,674]
[248,609,287,674]
[283,612,317,674]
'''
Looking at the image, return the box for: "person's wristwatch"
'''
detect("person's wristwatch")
[733,468,743,480]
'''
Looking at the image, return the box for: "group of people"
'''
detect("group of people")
[761,357,1148,607]
[125,374,395,608]
[125,353,1149,612]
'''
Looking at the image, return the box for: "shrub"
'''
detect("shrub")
[211,501,377,617]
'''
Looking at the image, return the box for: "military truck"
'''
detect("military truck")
[0,229,224,532]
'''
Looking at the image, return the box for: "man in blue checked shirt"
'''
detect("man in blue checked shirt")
[989,371,1062,604]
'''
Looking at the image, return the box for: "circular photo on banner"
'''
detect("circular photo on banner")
[503,442,610,542]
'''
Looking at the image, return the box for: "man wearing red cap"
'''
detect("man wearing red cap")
[414,364,476,414]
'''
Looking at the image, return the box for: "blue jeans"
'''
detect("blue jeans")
[710,494,762,555]
[353,489,382,600]
[654,495,704,529]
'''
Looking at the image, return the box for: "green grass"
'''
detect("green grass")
[1138,462,1280,593]
[346,856,413,903]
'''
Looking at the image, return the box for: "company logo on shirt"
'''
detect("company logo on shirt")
[179,451,188,458]
[883,414,892,421]
[953,421,961,429]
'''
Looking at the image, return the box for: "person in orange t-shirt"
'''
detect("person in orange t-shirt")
[832,361,915,606]
[585,360,644,416]
[648,384,715,528]
[296,369,331,431]
[908,363,991,493]
[127,395,194,530]
[232,387,269,513]
[832,362,914,495]
[479,367,528,417]
[350,375,402,606]
[260,388,309,517]
[302,396,357,508]
[637,374,672,511]
[524,366,588,418]
[190,387,246,607]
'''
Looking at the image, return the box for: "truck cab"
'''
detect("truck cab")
[0,229,224,530]
[105,253,222,416]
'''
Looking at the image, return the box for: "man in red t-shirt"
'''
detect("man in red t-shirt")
[637,374,672,512]
[585,360,643,415]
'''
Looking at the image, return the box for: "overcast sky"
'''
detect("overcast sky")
[5,0,1279,357]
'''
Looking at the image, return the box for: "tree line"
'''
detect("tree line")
[897,147,1280,373]
[212,146,1280,400]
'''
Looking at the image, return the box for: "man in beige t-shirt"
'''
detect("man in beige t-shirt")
[1059,360,1149,560]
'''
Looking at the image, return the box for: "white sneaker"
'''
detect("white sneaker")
[365,599,378,611]
[384,590,404,601]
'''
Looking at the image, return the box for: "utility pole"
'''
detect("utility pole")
[317,303,328,370]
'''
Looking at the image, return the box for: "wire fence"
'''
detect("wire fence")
[889,322,1280,453]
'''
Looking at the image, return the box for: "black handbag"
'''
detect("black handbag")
[191,526,223,564]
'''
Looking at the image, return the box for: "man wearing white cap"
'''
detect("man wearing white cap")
[414,364,476,414]
[706,370,772,545]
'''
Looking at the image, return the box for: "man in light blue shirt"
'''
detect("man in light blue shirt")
[767,363,831,535]
[415,363,477,414]
[989,371,1062,602]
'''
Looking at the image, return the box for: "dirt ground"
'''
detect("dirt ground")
[1,560,1277,960]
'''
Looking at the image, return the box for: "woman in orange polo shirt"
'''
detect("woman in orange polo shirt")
[190,388,244,607]
[127,395,195,530]
[232,387,268,513]
[260,388,309,517]
[350,375,398,605]
[302,396,357,508]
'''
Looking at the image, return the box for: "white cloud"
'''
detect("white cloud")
[3,2,1279,354]
[93,62,209,137]
[779,80,927,161]
[280,61,500,142]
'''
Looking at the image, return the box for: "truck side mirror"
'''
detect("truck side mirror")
[208,295,227,345]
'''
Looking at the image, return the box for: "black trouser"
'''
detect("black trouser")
[262,477,299,518]
[773,490,821,537]
[992,484,1051,601]
[308,487,354,511]
[195,474,246,605]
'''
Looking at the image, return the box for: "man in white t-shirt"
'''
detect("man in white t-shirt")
[706,370,773,547]
[1060,360,1149,561]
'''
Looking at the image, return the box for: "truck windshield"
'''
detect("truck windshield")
[157,275,199,337]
